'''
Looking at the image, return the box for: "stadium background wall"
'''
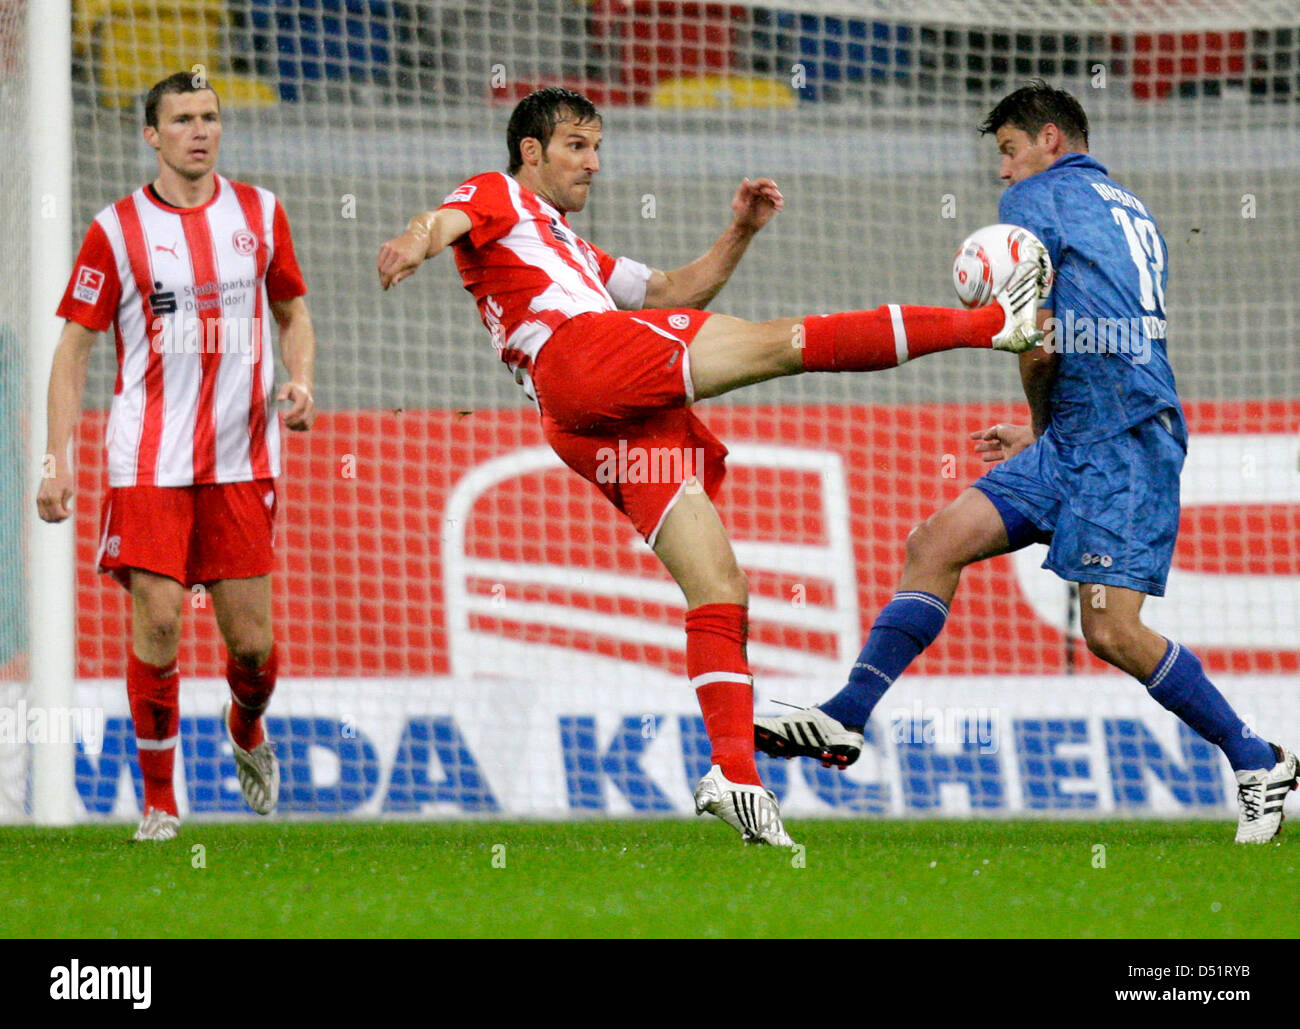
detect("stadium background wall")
[1,0,1296,821]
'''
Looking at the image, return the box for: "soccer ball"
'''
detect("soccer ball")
[952,224,1047,309]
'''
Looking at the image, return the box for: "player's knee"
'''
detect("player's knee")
[135,606,182,651]
[224,622,273,668]
[1083,619,1133,667]
[686,563,747,608]
[723,565,749,606]
[704,564,747,607]
[228,644,273,671]
[903,518,951,573]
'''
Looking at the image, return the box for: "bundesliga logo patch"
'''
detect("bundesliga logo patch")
[443,184,477,205]
[72,266,104,305]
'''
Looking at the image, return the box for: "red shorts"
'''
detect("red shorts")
[97,480,278,589]
[533,308,728,545]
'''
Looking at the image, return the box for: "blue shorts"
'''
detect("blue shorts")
[973,413,1186,597]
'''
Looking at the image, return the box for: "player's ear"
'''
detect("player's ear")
[143,124,160,150]
[521,137,542,166]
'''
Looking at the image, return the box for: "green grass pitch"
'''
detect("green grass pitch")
[2,819,1292,939]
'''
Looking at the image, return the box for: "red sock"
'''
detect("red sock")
[126,652,180,817]
[800,304,1003,372]
[686,603,760,785]
[226,645,277,751]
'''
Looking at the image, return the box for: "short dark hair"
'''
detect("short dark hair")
[144,71,220,129]
[506,87,600,174]
[979,79,1089,148]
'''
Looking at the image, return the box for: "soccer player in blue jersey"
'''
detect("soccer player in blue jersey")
[755,81,1298,843]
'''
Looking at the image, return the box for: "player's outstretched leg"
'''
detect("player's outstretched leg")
[688,248,1049,402]
[654,488,795,847]
[757,489,1009,768]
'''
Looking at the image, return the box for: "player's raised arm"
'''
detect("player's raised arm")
[377,207,473,290]
[642,177,783,310]
[36,320,98,523]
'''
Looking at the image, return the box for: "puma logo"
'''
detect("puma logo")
[154,242,180,259]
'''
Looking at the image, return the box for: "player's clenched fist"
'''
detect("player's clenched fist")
[377,231,428,290]
[731,177,784,233]
[36,458,75,523]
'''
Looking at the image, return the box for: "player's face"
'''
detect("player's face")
[995,125,1056,185]
[536,119,601,212]
[145,90,222,181]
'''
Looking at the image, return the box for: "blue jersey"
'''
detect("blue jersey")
[999,153,1186,447]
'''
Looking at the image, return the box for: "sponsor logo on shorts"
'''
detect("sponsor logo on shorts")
[72,266,105,305]
[668,313,690,331]
[105,535,121,558]
[443,184,477,205]
[1081,552,1113,568]
[232,229,258,256]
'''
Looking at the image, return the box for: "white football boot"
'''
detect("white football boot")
[1235,743,1300,844]
[693,765,795,848]
[754,705,864,769]
[990,241,1053,353]
[133,808,180,843]
[224,702,281,815]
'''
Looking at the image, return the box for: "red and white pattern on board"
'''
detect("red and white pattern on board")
[73,401,1300,682]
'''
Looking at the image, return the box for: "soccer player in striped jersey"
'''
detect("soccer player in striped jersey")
[377,87,1048,847]
[755,81,1297,844]
[37,72,317,840]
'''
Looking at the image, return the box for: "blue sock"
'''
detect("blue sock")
[1145,640,1274,771]
[820,591,949,729]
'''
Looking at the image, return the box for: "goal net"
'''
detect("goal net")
[5,0,1298,821]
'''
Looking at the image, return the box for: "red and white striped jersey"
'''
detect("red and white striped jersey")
[437,171,651,397]
[58,175,307,487]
